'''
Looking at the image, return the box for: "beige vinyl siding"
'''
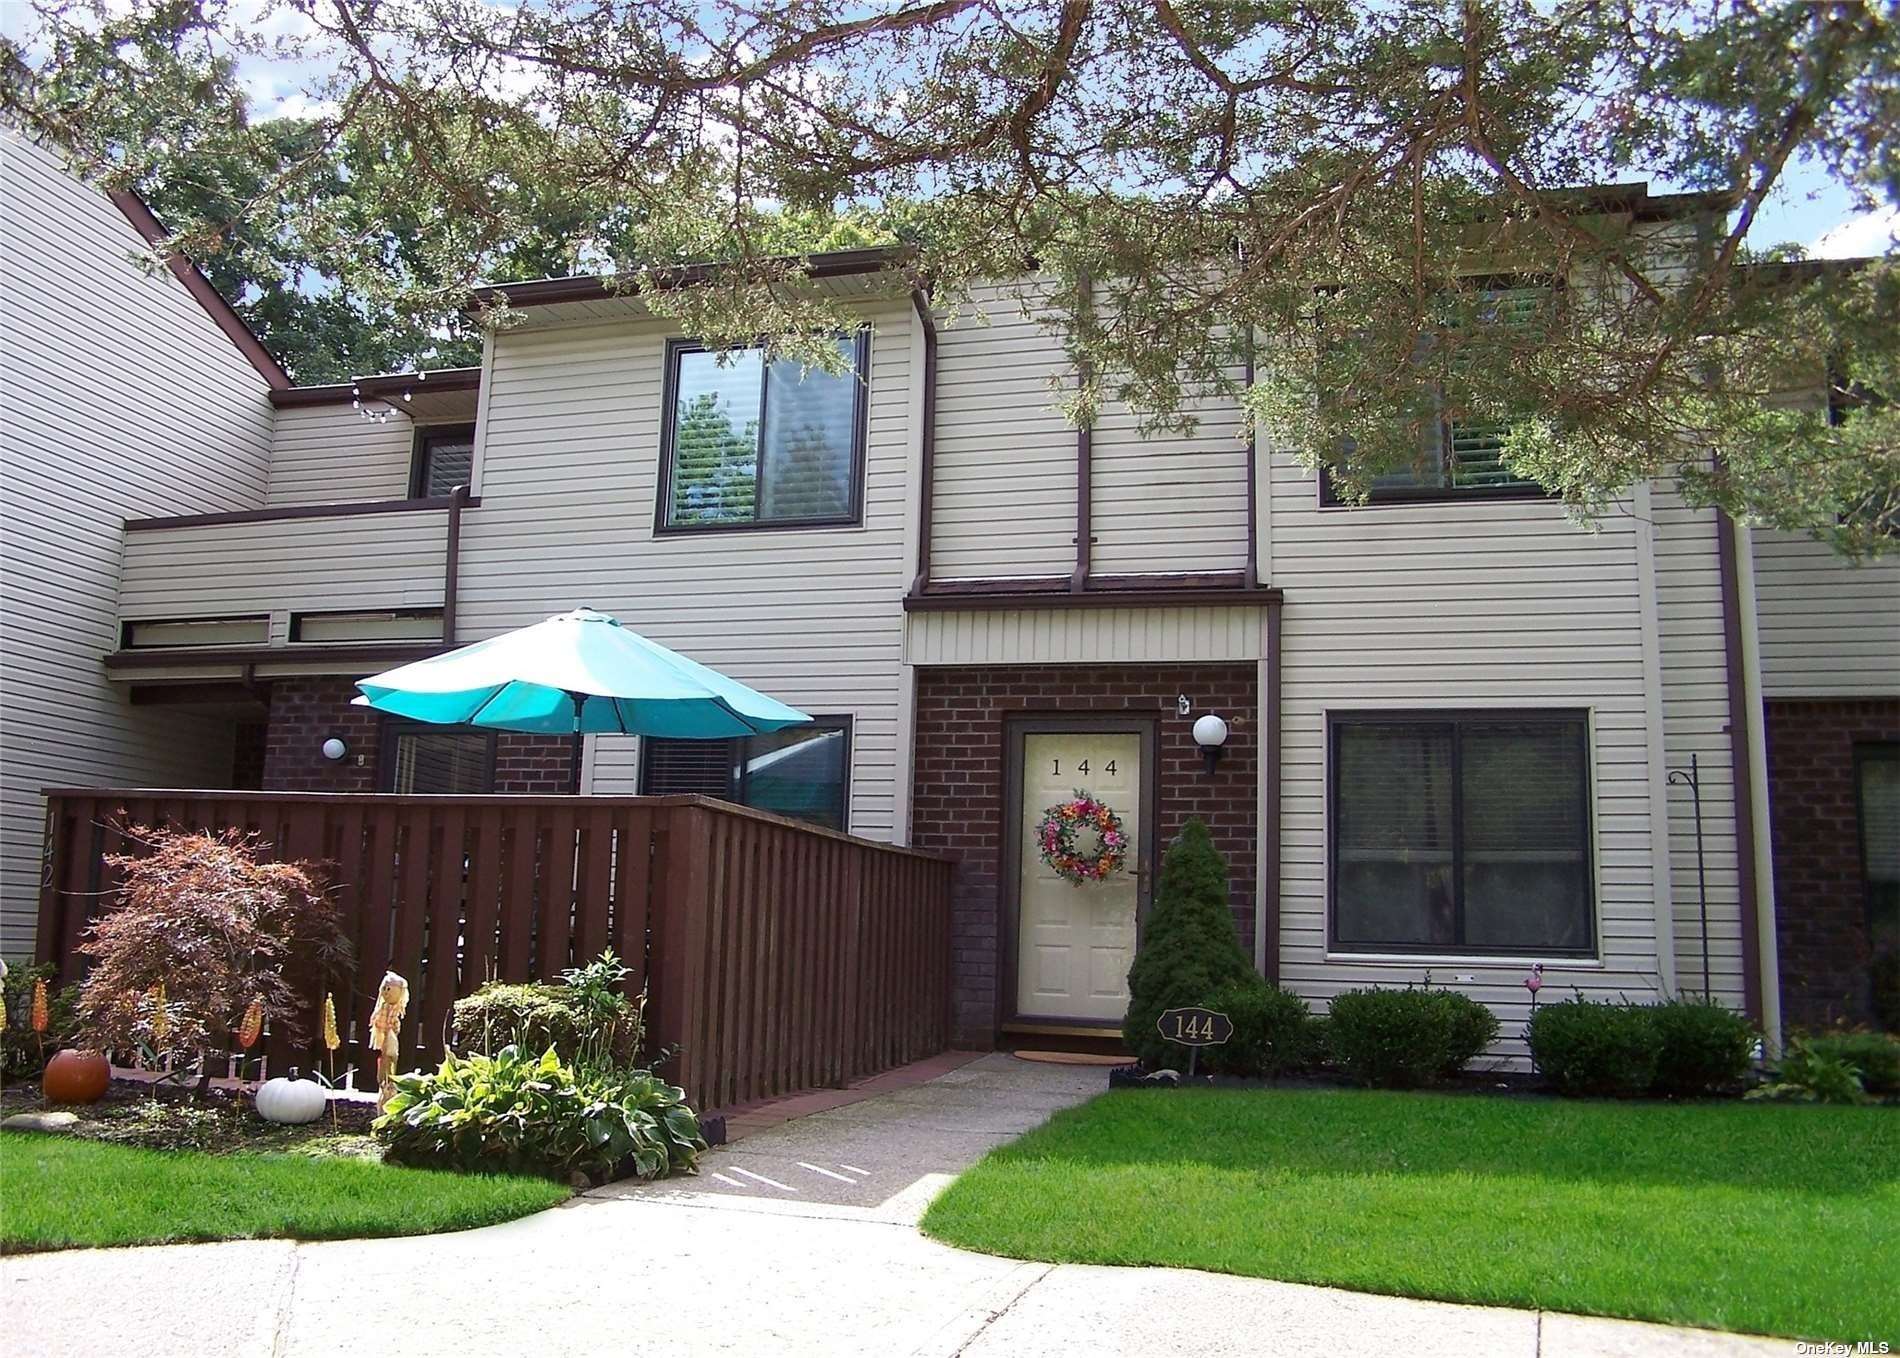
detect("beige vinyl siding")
[1751,528,1900,698]
[931,281,1078,581]
[906,605,1266,665]
[1265,450,1677,1057]
[1653,486,1747,1009]
[267,405,415,506]
[1090,364,1251,577]
[0,132,275,954]
[118,511,450,631]
[456,298,914,838]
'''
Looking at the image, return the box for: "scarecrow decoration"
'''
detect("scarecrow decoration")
[367,971,409,1108]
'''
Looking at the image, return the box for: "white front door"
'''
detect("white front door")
[1016,730,1143,1023]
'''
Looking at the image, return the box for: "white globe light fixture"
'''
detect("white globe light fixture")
[320,737,348,762]
[1191,713,1229,775]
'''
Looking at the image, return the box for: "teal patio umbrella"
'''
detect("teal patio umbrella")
[354,607,811,788]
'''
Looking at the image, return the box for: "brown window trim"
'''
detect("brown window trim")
[1325,707,1598,959]
[408,422,478,499]
[637,715,854,829]
[376,716,498,794]
[653,330,871,536]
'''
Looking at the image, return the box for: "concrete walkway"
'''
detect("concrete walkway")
[2,1054,1786,1358]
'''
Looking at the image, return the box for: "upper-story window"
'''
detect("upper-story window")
[1322,280,1554,505]
[410,423,476,498]
[657,332,869,532]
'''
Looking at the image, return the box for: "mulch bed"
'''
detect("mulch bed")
[2,1076,382,1158]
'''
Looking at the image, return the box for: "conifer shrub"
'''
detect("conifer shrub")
[1121,819,1254,1070]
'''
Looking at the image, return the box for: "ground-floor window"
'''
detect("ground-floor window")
[640,718,851,830]
[1859,742,1900,956]
[1329,709,1594,956]
[382,722,495,794]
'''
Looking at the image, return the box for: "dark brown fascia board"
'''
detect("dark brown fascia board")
[269,367,485,408]
[124,494,477,532]
[467,244,916,312]
[904,577,1282,612]
[106,190,292,390]
[104,642,449,671]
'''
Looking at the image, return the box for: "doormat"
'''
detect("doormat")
[1013,1050,1128,1066]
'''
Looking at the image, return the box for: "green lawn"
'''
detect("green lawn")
[1,1132,569,1253]
[921,1089,1900,1341]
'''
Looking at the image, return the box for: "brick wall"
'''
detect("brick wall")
[911,663,1259,1049]
[1766,698,1900,1030]
[260,676,573,794]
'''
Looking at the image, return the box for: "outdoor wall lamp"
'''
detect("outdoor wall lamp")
[1191,714,1229,776]
[320,737,349,762]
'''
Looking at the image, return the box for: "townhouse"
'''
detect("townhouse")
[2,129,1894,1053]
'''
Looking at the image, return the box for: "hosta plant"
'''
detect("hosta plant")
[375,1045,703,1181]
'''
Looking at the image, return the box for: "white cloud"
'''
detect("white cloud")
[1809,204,1900,259]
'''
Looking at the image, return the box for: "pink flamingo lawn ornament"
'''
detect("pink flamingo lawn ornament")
[1524,963,1545,1015]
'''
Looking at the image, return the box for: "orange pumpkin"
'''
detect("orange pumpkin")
[43,1049,110,1105]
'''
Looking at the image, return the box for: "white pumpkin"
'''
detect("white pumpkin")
[255,1074,327,1124]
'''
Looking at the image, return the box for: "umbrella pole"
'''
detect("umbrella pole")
[568,691,586,795]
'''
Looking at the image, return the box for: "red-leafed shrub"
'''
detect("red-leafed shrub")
[76,825,349,1066]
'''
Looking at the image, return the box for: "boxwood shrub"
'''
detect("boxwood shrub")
[1325,986,1499,1088]
[1648,1000,1755,1097]
[1202,976,1315,1077]
[1527,998,1662,1097]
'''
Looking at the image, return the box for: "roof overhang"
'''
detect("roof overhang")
[269,367,484,409]
[467,244,916,313]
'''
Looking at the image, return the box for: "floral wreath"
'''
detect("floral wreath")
[1036,790,1128,885]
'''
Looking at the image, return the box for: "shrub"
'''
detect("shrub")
[450,951,643,1071]
[1648,1000,1755,1097]
[1803,1032,1900,1096]
[1122,820,1255,1070]
[3,963,78,1079]
[1748,1036,1870,1105]
[376,1045,704,1180]
[76,825,348,1066]
[1202,976,1314,1077]
[1528,999,1662,1098]
[1325,986,1499,1088]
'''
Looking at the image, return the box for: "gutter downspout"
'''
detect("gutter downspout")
[1071,268,1094,593]
[908,288,938,596]
[442,483,469,646]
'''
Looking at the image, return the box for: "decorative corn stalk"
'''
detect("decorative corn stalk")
[321,992,341,1127]
[30,975,48,1065]
[236,997,265,1051]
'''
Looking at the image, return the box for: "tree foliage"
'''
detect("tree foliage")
[3,0,1895,548]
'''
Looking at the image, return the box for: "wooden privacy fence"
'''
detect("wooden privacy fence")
[36,789,954,1112]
